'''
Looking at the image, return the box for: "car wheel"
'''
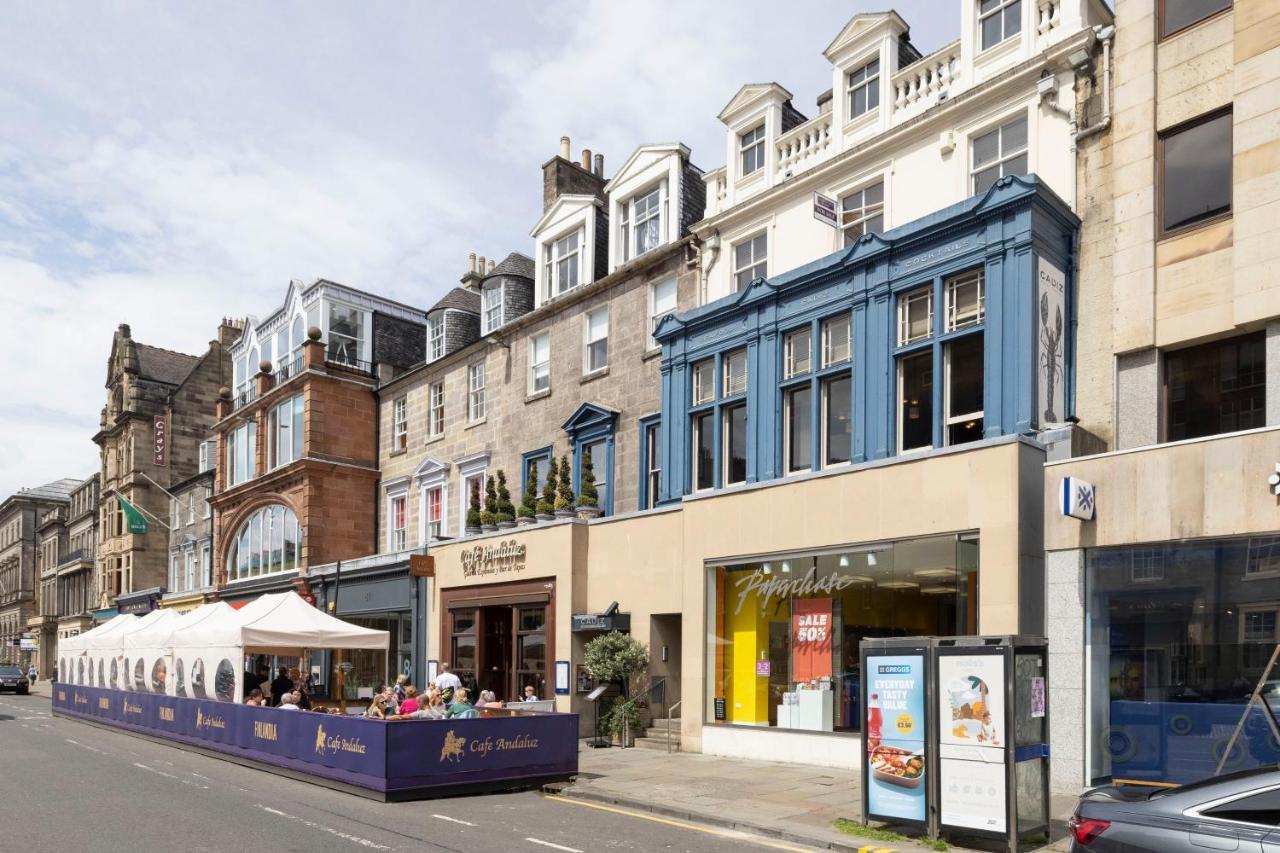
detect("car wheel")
[17,689,27,695]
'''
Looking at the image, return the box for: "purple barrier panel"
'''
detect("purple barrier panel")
[384,711,579,794]
[291,712,388,778]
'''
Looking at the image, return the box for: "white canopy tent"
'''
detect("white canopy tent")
[59,613,138,688]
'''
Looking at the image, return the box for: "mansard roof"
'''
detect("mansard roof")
[485,252,535,281]
[428,287,480,315]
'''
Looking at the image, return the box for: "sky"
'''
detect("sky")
[0,0,958,500]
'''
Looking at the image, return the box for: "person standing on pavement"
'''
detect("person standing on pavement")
[27,664,37,683]
[433,662,461,706]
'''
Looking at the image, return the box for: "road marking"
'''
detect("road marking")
[65,738,106,755]
[543,796,816,852]
[255,804,392,849]
[524,839,582,853]
[132,761,209,789]
[432,814,476,827]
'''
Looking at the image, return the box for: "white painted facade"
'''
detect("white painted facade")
[530,194,601,309]
[696,0,1112,304]
[604,143,691,274]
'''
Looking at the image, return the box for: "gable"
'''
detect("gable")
[717,83,793,124]
[562,401,619,434]
[530,193,599,239]
[605,143,689,194]
[823,11,907,62]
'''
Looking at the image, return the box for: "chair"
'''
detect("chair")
[458,708,479,719]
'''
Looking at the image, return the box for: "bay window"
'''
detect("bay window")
[228,504,299,581]
[584,307,608,374]
[268,394,305,468]
[468,362,486,422]
[529,332,550,394]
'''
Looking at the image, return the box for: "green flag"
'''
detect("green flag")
[115,494,148,534]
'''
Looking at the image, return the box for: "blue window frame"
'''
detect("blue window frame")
[687,346,753,492]
[562,403,618,515]
[521,446,554,502]
[637,415,662,510]
[779,313,854,474]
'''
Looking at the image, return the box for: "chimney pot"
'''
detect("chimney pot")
[487,259,496,274]
[478,255,486,274]
[581,148,591,170]
[594,153,604,177]
[560,136,571,159]
[469,252,477,273]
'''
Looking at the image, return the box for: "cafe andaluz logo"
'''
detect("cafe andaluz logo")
[314,723,367,757]
[440,730,466,763]
[194,707,226,731]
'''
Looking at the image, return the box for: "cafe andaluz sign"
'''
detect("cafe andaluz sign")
[461,539,527,578]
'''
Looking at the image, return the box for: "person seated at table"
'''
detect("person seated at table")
[278,691,301,710]
[522,685,539,702]
[475,690,499,708]
[398,685,420,715]
[245,688,265,706]
[365,694,392,719]
[445,688,475,718]
[393,674,409,704]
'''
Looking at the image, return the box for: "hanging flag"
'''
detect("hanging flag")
[115,494,149,534]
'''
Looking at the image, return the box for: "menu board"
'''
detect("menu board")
[938,652,1007,834]
[864,654,927,825]
[792,597,833,682]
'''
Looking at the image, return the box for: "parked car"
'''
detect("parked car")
[1069,766,1280,851]
[0,665,29,694]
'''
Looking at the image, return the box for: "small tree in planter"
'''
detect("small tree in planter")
[518,467,538,525]
[480,475,498,531]
[465,479,482,534]
[553,453,575,519]
[584,631,649,747]
[536,458,556,521]
[495,469,516,529]
[576,448,601,519]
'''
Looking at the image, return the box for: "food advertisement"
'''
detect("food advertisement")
[864,654,926,825]
[938,652,1007,834]
[792,597,833,682]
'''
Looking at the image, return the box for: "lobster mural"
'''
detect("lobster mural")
[1040,292,1063,424]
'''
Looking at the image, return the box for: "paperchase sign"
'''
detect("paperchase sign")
[461,540,527,578]
[52,683,577,799]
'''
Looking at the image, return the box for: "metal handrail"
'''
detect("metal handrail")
[666,699,682,754]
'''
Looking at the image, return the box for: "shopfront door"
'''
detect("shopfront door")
[443,578,554,705]
[481,606,513,699]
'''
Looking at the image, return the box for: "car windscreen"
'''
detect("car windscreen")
[0,667,23,677]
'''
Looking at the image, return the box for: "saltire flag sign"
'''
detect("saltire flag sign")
[116,494,149,534]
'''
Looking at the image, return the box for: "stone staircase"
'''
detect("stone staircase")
[633,720,681,751]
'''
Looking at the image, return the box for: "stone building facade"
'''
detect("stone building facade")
[162,468,215,612]
[0,479,77,666]
[31,503,68,676]
[94,321,237,615]
[55,475,98,661]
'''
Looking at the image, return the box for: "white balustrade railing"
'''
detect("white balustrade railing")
[775,114,833,179]
[891,40,961,116]
[1037,0,1062,36]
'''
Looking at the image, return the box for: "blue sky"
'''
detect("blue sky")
[0,1,958,499]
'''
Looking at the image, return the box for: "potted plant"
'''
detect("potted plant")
[495,469,517,529]
[481,475,499,533]
[465,480,482,535]
[584,631,649,748]
[553,453,575,519]
[536,458,557,522]
[576,448,602,519]
[517,467,538,526]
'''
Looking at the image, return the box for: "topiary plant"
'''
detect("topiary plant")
[576,448,599,508]
[466,479,482,529]
[481,475,498,527]
[495,469,515,523]
[554,453,574,512]
[537,458,556,516]
[583,630,649,700]
[518,467,538,519]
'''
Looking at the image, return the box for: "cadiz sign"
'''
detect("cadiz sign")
[461,540,527,578]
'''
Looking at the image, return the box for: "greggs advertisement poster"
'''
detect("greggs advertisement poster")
[865,654,926,824]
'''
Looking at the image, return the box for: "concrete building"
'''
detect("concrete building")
[55,475,99,667]
[161,468,215,612]
[1044,0,1280,795]
[0,479,77,667]
[94,322,236,618]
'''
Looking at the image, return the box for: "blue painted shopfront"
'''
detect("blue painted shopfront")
[654,175,1079,503]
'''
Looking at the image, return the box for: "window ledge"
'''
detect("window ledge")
[424,433,445,446]
[642,346,662,362]
[388,448,406,458]
[843,108,877,133]
[465,417,488,431]
[526,388,552,404]
[1157,212,1232,244]
[974,35,1020,68]
[581,367,610,385]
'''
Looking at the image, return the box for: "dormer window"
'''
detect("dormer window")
[327,302,365,366]
[739,125,765,176]
[846,58,880,119]
[482,284,504,334]
[979,0,1021,51]
[428,316,444,361]
[621,186,663,262]
[545,230,581,299]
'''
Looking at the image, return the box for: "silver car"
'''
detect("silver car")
[1069,767,1280,851]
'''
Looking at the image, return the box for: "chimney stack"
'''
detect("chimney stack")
[468,252,477,274]
[544,140,608,213]
[560,136,571,160]
[477,255,486,275]
[461,250,484,291]
[593,153,604,177]
[580,148,592,171]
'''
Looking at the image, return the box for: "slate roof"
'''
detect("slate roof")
[136,343,199,386]
[428,287,481,315]
[14,478,79,503]
[486,252,536,281]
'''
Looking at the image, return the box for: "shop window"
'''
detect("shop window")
[1165,332,1264,441]
[945,269,985,331]
[823,375,852,466]
[784,327,812,378]
[450,609,477,691]
[516,606,548,700]
[971,114,1028,194]
[822,315,851,367]
[979,0,1021,51]
[707,534,976,733]
[693,411,715,492]
[692,359,714,405]
[1159,108,1232,235]
[723,349,748,397]
[785,385,813,474]
[723,404,748,486]
[841,182,884,246]
[944,333,984,446]
[898,287,933,345]
[846,59,880,119]
[899,350,934,452]
[733,233,767,292]
[1159,0,1231,40]
[392,396,408,452]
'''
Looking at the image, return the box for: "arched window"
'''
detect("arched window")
[228,504,300,581]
